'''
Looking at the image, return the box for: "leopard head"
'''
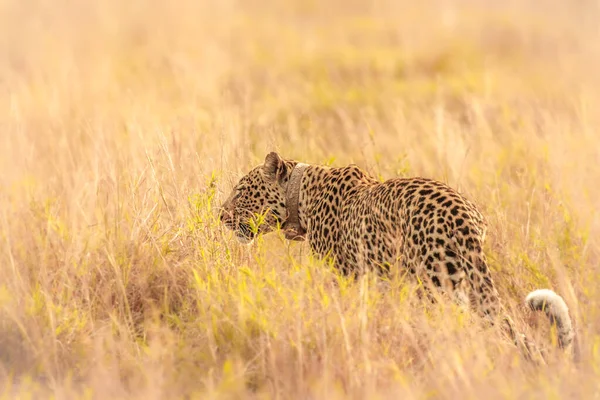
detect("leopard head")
[219,152,293,243]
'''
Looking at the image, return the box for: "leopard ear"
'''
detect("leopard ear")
[263,152,287,181]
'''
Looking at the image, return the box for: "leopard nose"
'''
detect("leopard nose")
[218,209,229,223]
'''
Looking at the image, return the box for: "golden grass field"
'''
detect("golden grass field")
[1,0,599,398]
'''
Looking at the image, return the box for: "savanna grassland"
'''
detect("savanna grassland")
[1,0,600,398]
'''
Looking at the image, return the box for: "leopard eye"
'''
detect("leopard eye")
[233,185,246,199]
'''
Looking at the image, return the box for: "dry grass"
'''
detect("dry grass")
[1,0,599,398]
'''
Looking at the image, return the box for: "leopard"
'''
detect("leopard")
[219,152,575,363]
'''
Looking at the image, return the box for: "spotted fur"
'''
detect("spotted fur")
[220,152,575,362]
